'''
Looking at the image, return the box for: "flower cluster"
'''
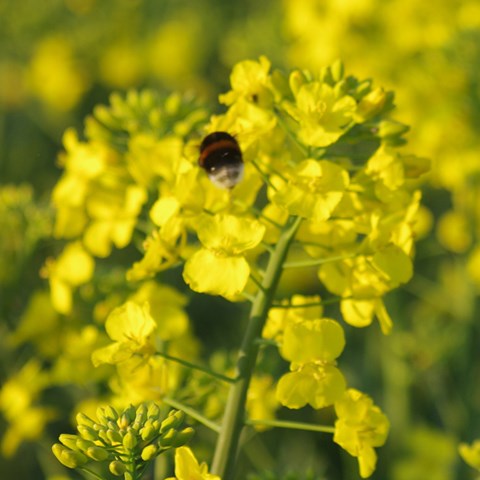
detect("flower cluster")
[45,57,427,478]
[52,403,194,478]
[49,58,425,319]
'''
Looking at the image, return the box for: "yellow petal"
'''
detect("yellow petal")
[183,249,250,298]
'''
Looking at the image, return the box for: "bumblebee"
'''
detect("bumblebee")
[198,131,244,189]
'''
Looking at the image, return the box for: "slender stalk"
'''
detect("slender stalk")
[154,351,235,383]
[162,396,221,433]
[211,216,302,479]
[246,418,335,434]
[283,252,355,269]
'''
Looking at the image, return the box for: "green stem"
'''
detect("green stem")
[211,216,302,479]
[246,418,335,434]
[154,351,235,383]
[162,396,221,433]
[283,252,355,269]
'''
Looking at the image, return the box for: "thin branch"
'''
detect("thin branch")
[283,252,356,269]
[162,396,221,433]
[246,418,335,434]
[154,351,235,384]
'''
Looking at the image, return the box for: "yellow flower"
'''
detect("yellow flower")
[459,439,480,471]
[44,242,94,314]
[280,318,345,364]
[111,356,170,404]
[0,360,54,456]
[220,56,274,107]
[334,389,389,478]
[284,80,356,147]
[167,446,221,480]
[53,129,116,239]
[263,294,323,340]
[129,282,189,341]
[83,183,147,257]
[276,317,346,409]
[91,301,156,366]
[127,223,185,281]
[277,363,346,410]
[272,159,349,221]
[27,36,89,112]
[183,214,265,298]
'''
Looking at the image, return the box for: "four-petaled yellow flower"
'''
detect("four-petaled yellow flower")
[183,214,265,299]
[284,80,356,147]
[334,389,389,478]
[272,159,349,222]
[91,301,157,366]
[276,317,346,409]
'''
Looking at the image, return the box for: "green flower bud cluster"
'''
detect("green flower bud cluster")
[52,403,194,479]
[85,90,207,148]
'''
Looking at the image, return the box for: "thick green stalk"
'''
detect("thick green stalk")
[211,216,302,479]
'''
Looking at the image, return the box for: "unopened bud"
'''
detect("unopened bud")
[140,424,156,442]
[76,413,95,428]
[147,403,160,419]
[107,429,123,445]
[134,404,147,428]
[58,434,78,450]
[141,444,158,461]
[109,460,127,476]
[77,425,97,442]
[378,119,409,138]
[171,427,195,448]
[289,70,307,97]
[52,444,88,469]
[355,88,388,121]
[86,446,110,461]
[76,438,94,452]
[123,429,138,450]
[331,59,344,83]
[159,428,177,448]
[160,410,184,433]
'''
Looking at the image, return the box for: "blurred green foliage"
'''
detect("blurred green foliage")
[1,0,480,479]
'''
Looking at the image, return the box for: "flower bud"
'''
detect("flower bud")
[133,404,147,429]
[86,446,110,461]
[124,405,137,422]
[355,88,388,121]
[109,460,127,476]
[160,410,184,433]
[331,59,344,83]
[98,429,110,443]
[107,428,123,445]
[77,425,98,442]
[355,79,372,97]
[107,420,117,431]
[123,429,138,450]
[289,70,307,97]
[141,444,158,461]
[76,413,95,428]
[52,444,88,469]
[76,438,95,452]
[170,427,195,447]
[147,402,160,419]
[117,413,130,430]
[378,119,409,138]
[159,428,177,448]
[140,424,156,442]
[58,434,79,450]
